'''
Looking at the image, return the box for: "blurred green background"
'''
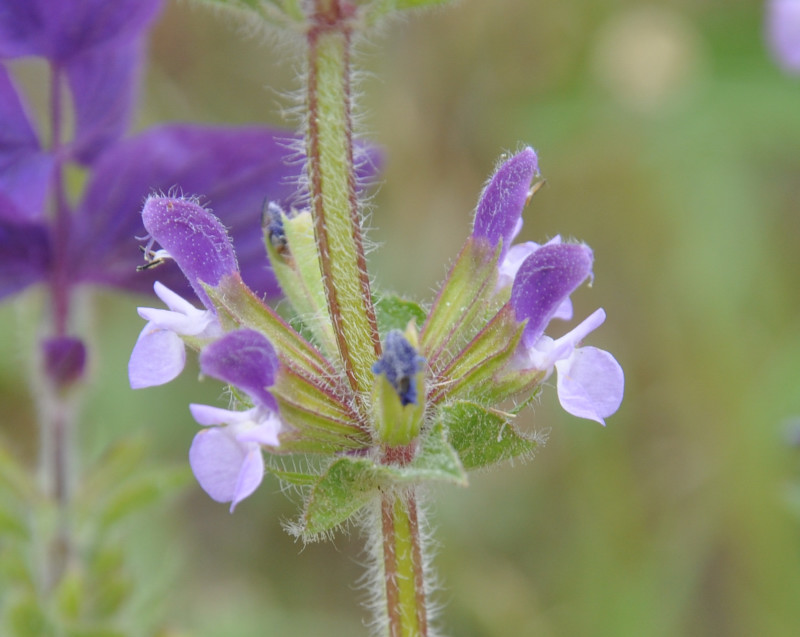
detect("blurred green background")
[3,0,800,635]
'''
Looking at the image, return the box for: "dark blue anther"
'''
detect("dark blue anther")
[372,330,425,406]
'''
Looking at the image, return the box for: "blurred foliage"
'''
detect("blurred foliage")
[3,0,800,635]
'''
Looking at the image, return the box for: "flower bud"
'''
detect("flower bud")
[472,147,538,260]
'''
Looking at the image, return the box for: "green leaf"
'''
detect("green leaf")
[374,294,427,335]
[78,438,148,506]
[7,596,53,637]
[0,505,28,540]
[300,457,379,537]
[55,568,84,622]
[439,401,540,470]
[96,466,191,531]
[0,440,37,503]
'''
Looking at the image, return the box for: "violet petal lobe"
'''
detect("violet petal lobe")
[198,329,279,412]
[141,196,238,308]
[0,207,50,300]
[0,0,162,61]
[70,125,304,298]
[472,147,538,260]
[0,67,52,218]
[510,243,593,346]
[188,427,264,512]
[555,346,624,425]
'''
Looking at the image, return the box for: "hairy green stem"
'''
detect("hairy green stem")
[380,491,429,637]
[306,0,381,399]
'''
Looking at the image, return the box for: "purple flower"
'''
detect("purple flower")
[767,0,800,72]
[188,329,283,511]
[510,245,623,425]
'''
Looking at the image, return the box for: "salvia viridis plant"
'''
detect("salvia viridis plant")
[2,0,623,636]
[129,1,624,634]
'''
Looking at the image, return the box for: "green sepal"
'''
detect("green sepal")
[265,209,337,356]
[374,293,427,336]
[421,238,502,371]
[372,372,425,446]
[207,275,334,381]
[439,401,540,470]
[429,305,525,405]
[272,365,371,452]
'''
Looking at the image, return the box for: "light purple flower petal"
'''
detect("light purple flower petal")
[473,147,538,260]
[189,404,257,428]
[65,40,141,163]
[128,324,186,389]
[199,330,279,412]
[137,282,217,336]
[555,346,624,425]
[236,415,282,448]
[767,0,800,72]
[0,207,50,300]
[0,0,162,61]
[510,243,593,346]
[189,427,264,512]
[0,67,53,218]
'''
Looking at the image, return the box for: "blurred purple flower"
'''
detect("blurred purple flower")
[767,0,800,72]
[0,0,313,315]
